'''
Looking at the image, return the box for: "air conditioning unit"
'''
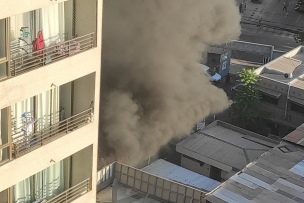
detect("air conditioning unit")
[284,73,293,79]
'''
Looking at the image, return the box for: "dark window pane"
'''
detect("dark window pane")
[0,146,9,164]
[290,102,304,114]
[0,108,9,146]
[0,19,6,59]
[0,62,7,79]
[261,93,278,105]
[0,189,8,203]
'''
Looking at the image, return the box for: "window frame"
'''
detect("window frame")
[290,101,304,114]
[0,18,11,80]
[260,92,279,105]
[0,106,12,166]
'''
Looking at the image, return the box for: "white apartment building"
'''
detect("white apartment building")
[0,0,102,202]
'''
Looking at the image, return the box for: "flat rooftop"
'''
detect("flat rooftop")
[97,184,162,203]
[141,159,220,192]
[206,141,304,203]
[283,123,304,147]
[256,46,304,86]
[177,121,278,171]
[229,59,262,74]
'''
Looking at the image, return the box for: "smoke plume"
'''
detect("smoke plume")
[99,0,241,166]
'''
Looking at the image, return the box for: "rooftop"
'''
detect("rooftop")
[283,123,304,147]
[97,162,206,203]
[97,184,162,203]
[141,159,221,192]
[229,59,262,75]
[176,121,278,171]
[206,141,304,203]
[255,46,304,85]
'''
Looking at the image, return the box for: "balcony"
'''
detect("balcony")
[0,0,97,80]
[12,107,93,158]
[0,72,96,166]
[11,33,94,76]
[0,145,93,203]
[47,178,91,203]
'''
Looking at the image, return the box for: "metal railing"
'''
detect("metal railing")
[10,33,95,77]
[47,178,91,203]
[12,108,93,157]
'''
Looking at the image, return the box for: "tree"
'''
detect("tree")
[300,31,304,45]
[230,68,261,128]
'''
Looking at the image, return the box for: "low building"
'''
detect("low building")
[141,159,221,193]
[206,124,304,203]
[96,162,208,203]
[176,121,278,182]
[254,45,304,139]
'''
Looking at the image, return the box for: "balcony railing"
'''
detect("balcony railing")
[47,178,91,203]
[10,33,95,77]
[12,108,93,158]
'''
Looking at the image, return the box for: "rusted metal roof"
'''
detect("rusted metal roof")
[283,123,304,146]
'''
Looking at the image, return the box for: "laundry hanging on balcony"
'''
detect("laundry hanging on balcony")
[32,30,45,55]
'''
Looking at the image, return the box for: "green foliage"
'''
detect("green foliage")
[230,69,261,127]
[300,32,304,45]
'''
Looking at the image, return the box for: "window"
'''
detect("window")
[0,189,8,203]
[0,18,6,59]
[261,93,278,105]
[0,18,8,79]
[13,145,92,202]
[0,107,10,165]
[290,102,304,114]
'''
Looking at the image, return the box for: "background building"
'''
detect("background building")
[176,121,278,182]
[0,0,102,202]
[255,46,304,139]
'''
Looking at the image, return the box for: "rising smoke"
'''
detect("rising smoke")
[99,0,241,167]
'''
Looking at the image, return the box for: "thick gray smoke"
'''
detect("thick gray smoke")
[99,0,241,166]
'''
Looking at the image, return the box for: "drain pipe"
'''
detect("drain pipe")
[112,179,118,203]
[284,83,291,119]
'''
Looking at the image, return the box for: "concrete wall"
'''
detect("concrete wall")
[71,145,93,187]
[181,156,230,182]
[60,82,72,119]
[181,155,210,178]
[0,0,68,19]
[73,73,95,115]
[0,0,103,202]
[257,77,304,135]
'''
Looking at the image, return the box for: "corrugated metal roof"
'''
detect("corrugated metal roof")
[141,159,220,192]
[266,56,302,74]
[283,123,304,146]
[206,141,304,203]
[177,122,275,170]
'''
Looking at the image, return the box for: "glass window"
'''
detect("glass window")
[11,97,34,141]
[0,108,9,147]
[0,189,8,203]
[0,146,9,164]
[0,62,7,79]
[0,18,6,60]
[290,102,304,114]
[261,93,278,105]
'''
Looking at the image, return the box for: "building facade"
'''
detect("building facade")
[176,121,277,182]
[255,46,304,139]
[0,0,102,202]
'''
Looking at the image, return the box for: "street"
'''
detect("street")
[237,0,304,51]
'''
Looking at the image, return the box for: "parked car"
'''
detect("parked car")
[201,64,222,82]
